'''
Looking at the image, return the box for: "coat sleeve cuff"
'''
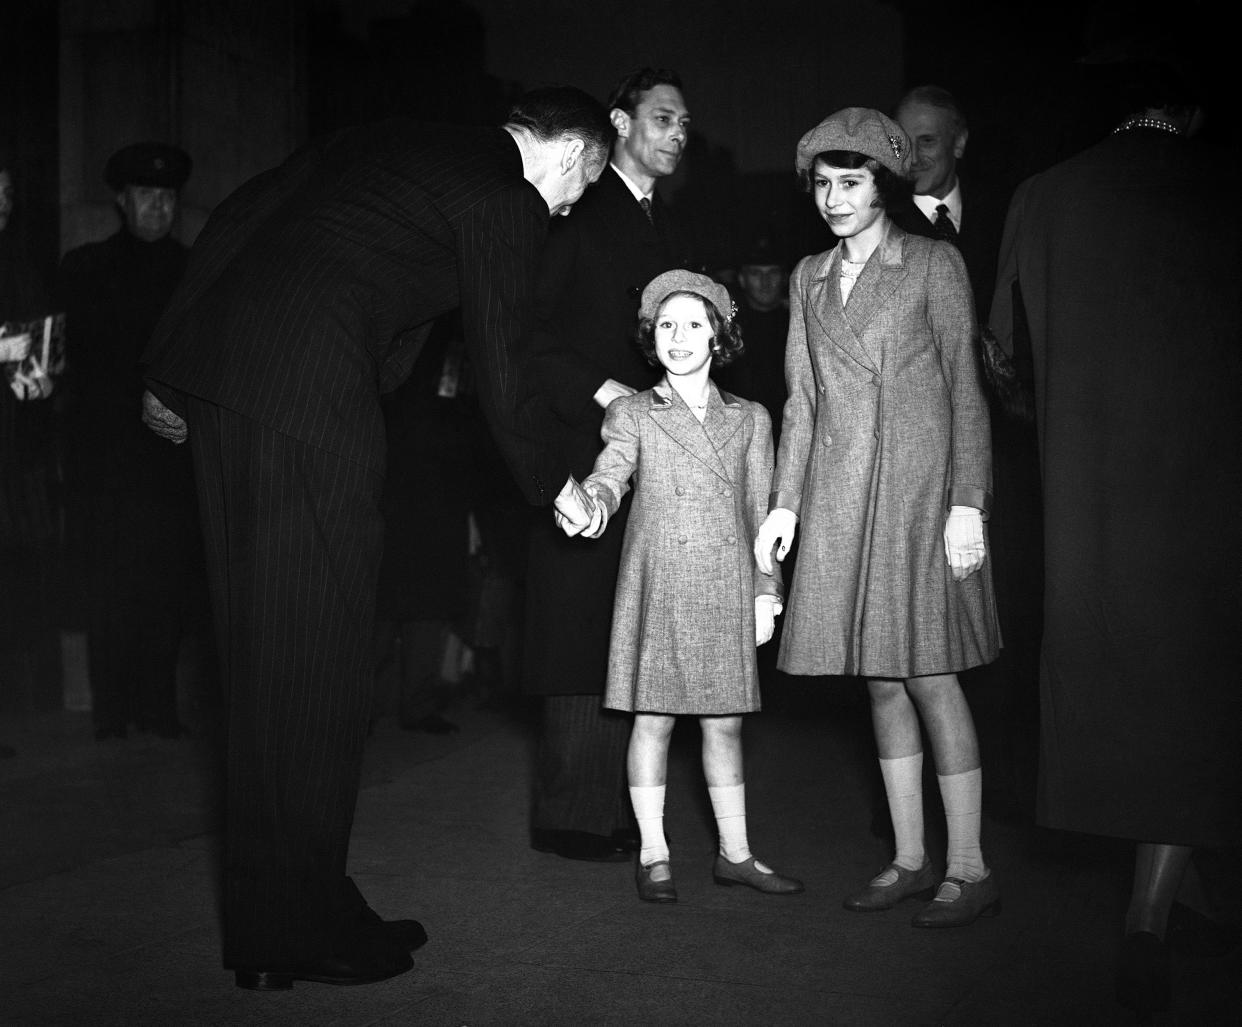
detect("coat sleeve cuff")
[949,485,992,518]
[769,490,802,516]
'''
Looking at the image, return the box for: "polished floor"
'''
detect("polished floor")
[2,669,1239,1026]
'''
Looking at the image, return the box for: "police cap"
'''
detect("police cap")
[104,142,192,192]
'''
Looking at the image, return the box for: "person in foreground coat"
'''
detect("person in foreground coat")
[557,269,801,903]
[755,108,1001,928]
[139,86,611,991]
[989,65,1242,1015]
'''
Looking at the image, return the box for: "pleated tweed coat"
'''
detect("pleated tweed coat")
[773,224,1001,678]
[585,379,781,714]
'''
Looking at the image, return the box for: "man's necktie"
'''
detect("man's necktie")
[639,196,654,225]
[934,203,958,244]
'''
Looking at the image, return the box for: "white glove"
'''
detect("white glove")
[593,377,637,409]
[943,505,986,581]
[142,389,188,444]
[554,476,607,538]
[554,476,591,536]
[580,492,607,539]
[754,508,797,575]
[755,596,781,646]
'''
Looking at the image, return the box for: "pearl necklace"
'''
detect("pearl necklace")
[1113,115,1183,137]
[841,257,866,280]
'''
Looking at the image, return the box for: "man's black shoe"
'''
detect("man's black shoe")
[359,909,428,952]
[233,945,413,990]
[531,828,629,862]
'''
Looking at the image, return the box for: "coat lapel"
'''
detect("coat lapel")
[648,379,737,485]
[841,222,909,344]
[807,247,881,375]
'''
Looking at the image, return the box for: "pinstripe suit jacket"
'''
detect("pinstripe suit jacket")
[142,121,561,504]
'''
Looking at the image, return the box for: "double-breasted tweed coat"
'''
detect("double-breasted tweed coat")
[584,378,781,714]
[773,223,1001,678]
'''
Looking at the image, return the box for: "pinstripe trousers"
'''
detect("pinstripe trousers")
[534,694,632,835]
[187,397,386,967]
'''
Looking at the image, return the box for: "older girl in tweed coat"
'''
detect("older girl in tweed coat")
[755,108,1002,928]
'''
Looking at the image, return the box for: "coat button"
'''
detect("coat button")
[871,375,881,386]
[675,486,685,496]
[823,434,832,446]
[819,385,826,394]
[678,535,688,544]
[725,535,736,545]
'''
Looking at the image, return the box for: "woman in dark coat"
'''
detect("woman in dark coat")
[990,82,1242,1014]
[755,109,1001,928]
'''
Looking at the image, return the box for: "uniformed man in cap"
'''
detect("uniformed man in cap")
[55,141,206,741]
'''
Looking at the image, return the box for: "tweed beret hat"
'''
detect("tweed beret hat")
[639,269,736,324]
[104,142,192,192]
[795,107,912,177]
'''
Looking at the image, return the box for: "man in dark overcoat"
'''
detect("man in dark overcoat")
[140,88,610,990]
[524,68,695,862]
[57,142,199,741]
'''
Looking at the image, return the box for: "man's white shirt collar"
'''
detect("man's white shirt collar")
[611,162,653,204]
[914,181,962,231]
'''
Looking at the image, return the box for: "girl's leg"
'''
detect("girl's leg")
[628,713,676,870]
[868,677,928,875]
[700,715,748,861]
[906,672,987,885]
[702,714,804,893]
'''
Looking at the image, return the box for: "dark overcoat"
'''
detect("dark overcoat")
[523,166,692,696]
[773,224,1000,678]
[585,379,780,714]
[989,129,1242,846]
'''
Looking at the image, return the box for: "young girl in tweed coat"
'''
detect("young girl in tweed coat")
[555,269,803,903]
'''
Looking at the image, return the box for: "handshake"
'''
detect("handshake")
[554,476,607,539]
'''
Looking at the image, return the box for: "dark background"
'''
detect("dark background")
[3,0,1233,299]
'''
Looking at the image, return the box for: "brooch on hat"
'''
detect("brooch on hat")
[889,135,904,159]
[725,299,738,326]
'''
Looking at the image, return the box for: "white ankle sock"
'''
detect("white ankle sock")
[938,768,987,883]
[878,753,927,879]
[629,785,668,866]
[708,783,752,863]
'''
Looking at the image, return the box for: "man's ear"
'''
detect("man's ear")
[561,137,585,173]
[610,108,629,140]
[954,128,969,160]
